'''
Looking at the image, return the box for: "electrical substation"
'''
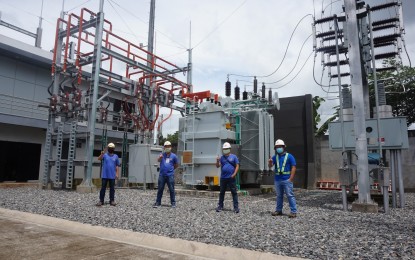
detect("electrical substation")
[1,0,415,258]
[0,0,413,214]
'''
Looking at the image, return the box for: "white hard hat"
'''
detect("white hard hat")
[275,139,285,146]
[222,142,231,149]
[108,143,115,148]
[164,141,172,146]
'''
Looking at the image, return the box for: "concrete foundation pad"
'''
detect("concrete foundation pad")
[260,185,275,194]
[0,182,40,189]
[76,185,97,193]
[351,201,379,213]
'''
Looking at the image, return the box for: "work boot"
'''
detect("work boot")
[96,201,104,207]
[110,201,116,206]
[288,213,297,218]
[271,211,283,216]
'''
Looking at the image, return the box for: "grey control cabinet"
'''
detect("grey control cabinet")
[128,144,163,184]
[329,117,409,150]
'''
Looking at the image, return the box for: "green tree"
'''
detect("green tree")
[369,59,415,126]
[159,131,179,146]
[313,96,338,136]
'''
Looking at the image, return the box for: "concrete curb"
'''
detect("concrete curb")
[0,208,302,260]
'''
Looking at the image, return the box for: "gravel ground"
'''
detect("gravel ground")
[1,187,414,259]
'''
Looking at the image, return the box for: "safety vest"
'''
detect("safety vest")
[276,153,291,175]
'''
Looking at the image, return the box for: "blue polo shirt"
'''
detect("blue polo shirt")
[220,154,239,179]
[102,153,120,179]
[159,152,178,177]
[272,152,296,181]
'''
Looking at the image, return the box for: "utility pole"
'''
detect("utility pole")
[35,0,44,48]
[187,21,193,93]
[146,0,156,144]
[344,0,377,212]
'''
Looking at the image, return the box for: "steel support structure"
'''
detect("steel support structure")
[78,0,105,192]
[344,0,373,205]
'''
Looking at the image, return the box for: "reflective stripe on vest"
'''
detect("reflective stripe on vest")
[276,153,291,175]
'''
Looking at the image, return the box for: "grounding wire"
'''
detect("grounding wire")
[401,36,412,67]
[107,0,142,43]
[2,2,54,25]
[193,0,248,49]
[265,50,314,88]
[107,0,187,50]
[107,0,188,53]
[66,0,93,13]
[322,0,341,14]
[228,13,313,79]
[312,51,341,92]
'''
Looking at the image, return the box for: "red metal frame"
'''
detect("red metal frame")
[51,9,222,133]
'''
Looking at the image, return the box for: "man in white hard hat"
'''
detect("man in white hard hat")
[215,142,240,213]
[97,142,120,206]
[268,139,297,218]
[153,140,178,208]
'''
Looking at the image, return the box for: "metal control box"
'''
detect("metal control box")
[128,144,163,184]
[329,117,409,150]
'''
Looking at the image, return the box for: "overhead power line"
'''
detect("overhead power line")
[266,50,314,88]
[266,33,313,84]
[228,13,313,79]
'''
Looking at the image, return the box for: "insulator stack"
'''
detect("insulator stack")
[342,86,352,109]
[253,77,258,94]
[312,23,317,49]
[377,81,386,106]
[268,89,272,103]
[261,83,266,99]
[234,85,240,100]
[242,90,248,100]
[225,80,231,97]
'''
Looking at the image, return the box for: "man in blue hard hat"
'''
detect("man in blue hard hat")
[216,142,240,213]
[268,139,297,218]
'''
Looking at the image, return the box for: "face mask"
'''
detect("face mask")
[276,148,284,154]
[222,149,231,155]
[165,148,171,153]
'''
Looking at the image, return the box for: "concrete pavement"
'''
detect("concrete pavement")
[0,208,302,260]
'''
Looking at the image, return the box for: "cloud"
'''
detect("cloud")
[0,0,413,129]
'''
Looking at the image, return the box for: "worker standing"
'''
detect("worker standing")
[216,142,240,213]
[97,143,120,206]
[153,141,178,208]
[268,139,297,218]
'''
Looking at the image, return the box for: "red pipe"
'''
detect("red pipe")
[51,18,68,76]
[157,107,173,132]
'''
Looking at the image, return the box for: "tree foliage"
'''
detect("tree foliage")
[369,59,415,126]
[313,96,338,136]
[159,131,179,146]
